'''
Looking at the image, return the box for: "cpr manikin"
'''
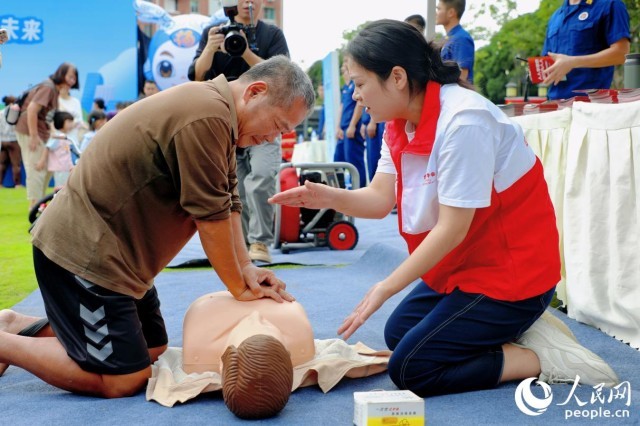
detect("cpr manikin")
[182,292,315,419]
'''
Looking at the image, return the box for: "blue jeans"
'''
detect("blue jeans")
[384,282,555,397]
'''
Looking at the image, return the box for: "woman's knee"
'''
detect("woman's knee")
[387,350,441,395]
[387,353,419,392]
[383,321,400,351]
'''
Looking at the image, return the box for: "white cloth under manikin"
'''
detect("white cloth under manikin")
[146,339,391,408]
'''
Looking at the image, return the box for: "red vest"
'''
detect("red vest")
[385,82,560,301]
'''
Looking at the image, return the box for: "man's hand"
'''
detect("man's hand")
[238,263,295,303]
[346,124,357,139]
[366,121,377,139]
[543,52,575,86]
[205,25,225,53]
[35,158,46,171]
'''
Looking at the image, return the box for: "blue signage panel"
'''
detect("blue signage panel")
[0,1,137,111]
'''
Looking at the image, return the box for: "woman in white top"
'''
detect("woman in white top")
[58,84,87,143]
[270,19,619,397]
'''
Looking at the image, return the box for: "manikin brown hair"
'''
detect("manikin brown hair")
[221,334,294,419]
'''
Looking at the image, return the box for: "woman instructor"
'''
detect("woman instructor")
[270,20,618,396]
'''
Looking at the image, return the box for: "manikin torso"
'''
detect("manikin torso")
[182,291,315,374]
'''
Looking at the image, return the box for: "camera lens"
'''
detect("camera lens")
[224,31,247,57]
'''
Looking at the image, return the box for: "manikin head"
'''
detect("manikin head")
[221,334,293,419]
[220,312,294,419]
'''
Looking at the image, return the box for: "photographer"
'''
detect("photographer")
[189,0,288,263]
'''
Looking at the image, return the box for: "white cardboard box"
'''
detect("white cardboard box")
[353,390,425,426]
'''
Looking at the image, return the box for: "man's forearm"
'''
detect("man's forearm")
[241,48,264,68]
[572,39,630,69]
[230,211,252,267]
[194,48,216,81]
[350,105,364,128]
[195,217,247,297]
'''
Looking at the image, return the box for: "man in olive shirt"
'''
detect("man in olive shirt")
[0,56,315,398]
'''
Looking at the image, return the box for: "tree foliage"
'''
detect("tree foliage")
[627,0,640,52]
[466,0,518,43]
[307,60,323,90]
[473,0,640,103]
[473,0,561,103]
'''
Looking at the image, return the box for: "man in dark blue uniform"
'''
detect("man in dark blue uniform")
[542,0,630,100]
[334,60,365,189]
[436,0,475,83]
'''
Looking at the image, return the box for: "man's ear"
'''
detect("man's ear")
[243,81,268,103]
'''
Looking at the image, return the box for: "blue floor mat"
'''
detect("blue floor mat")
[3,217,639,425]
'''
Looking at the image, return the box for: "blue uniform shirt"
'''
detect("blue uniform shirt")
[543,0,630,100]
[441,24,475,83]
[316,105,325,137]
[340,80,360,129]
[361,109,371,126]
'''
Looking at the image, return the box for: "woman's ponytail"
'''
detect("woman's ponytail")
[428,41,474,89]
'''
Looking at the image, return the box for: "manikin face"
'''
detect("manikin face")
[435,1,452,27]
[236,82,307,148]
[349,60,405,124]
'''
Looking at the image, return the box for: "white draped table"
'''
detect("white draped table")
[513,102,640,349]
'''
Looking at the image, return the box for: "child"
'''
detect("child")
[79,110,107,152]
[36,111,76,187]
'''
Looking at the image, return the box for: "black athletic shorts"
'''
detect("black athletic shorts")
[33,246,168,375]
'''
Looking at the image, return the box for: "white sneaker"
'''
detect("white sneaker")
[516,316,619,387]
[249,242,272,263]
[540,310,576,342]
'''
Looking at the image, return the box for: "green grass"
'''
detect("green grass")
[0,187,39,309]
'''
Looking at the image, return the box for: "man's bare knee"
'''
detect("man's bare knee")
[149,344,168,363]
[99,367,151,398]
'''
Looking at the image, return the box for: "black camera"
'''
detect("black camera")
[217,2,257,57]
